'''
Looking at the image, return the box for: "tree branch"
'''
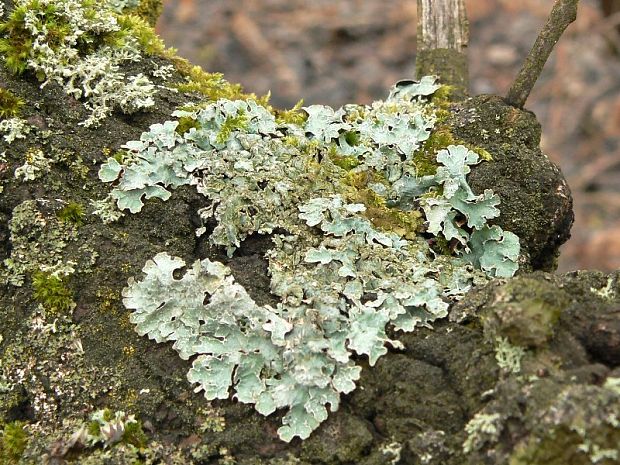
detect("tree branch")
[506,0,580,108]
[416,0,469,98]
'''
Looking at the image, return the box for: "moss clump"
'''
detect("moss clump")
[429,84,455,122]
[128,0,163,27]
[216,110,249,144]
[0,0,166,74]
[430,85,454,106]
[171,56,270,106]
[57,202,86,226]
[121,419,148,449]
[32,271,75,315]
[0,0,123,76]
[0,1,63,75]
[87,409,148,449]
[340,170,423,239]
[330,154,361,171]
[114,13,165,55]
[410,127,493,178]
[176,116,200,135]
[0,421,28,464]
[0,89,24,119]
[411,128,456,176]
[274,99,308,126]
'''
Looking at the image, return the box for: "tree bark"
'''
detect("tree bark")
[416,0,469,98]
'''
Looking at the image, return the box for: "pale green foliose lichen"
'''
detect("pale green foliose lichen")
[103,77,522,441]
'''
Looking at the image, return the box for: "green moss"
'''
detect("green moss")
[275,99,307,126]
[174,59,246,100]
[130,0,163,27]
[472,146,493,161]
[121,420,147,448]
[0,88,24,119]
[176,116,200,135]
[411,128,456,176]
[430,84,455,122]
[410,126,493,178]
[0,1,47,75]
[330,154,361,171]
[111,150,127,163]
[429,235,453,256]
[343,130,361,146]
[171,57,271,107]
[57,202,86,226]
[340,170,423,239]
[87,419,102,438]
[0,0,107,76]
[216,110,249,144]
[0,421,28,464]
[32,271,75,315]
[114,13,165,55]
[430,85,454,106]
[86,409,148,450]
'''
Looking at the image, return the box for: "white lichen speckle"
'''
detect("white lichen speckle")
[0,117,30,143]
[14,148,52,181]
[494,336,526,374]
[463,412,503,453]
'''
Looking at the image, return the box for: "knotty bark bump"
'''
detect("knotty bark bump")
[416,0,469,97]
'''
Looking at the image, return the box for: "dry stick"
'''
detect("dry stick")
[416,0,469,98]
[506,0,580,108]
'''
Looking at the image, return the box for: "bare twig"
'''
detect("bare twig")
[505,0,580,108]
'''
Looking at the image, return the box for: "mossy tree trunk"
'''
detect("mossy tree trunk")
[415,0,469,98]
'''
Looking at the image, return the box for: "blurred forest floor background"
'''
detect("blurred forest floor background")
[156,0,620,273]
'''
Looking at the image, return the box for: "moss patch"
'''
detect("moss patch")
[0,421,28,464]
[0,88,24,119]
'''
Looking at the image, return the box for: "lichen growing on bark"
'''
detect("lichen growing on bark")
[107,79,521,441]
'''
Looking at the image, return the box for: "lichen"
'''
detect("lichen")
[0,199,97,286]
[13,148,51,181]
[0,117,29,143]
[509,384,620,465]
[494,336,526,374]
[462,412,503,454]
[100,78,522,442]
[0,0,169,127]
